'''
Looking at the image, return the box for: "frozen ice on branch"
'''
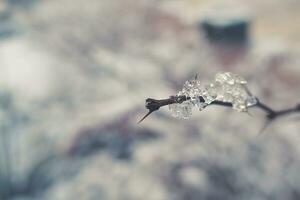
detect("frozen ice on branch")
[139,71,299,124]
[169,72,257,119]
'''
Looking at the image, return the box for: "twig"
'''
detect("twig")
[138,95,300,124]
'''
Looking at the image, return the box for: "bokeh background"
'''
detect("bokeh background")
[0,0,300,199]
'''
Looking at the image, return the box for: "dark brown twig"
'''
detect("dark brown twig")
[139,95,300,124]
[138,96,189,123]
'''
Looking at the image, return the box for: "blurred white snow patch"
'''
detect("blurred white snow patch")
[178,166,208,189]
[0,37,68,101]
[93,48,162,82]
[160,0,251,25]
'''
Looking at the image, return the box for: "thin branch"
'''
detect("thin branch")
[139,95,300,123]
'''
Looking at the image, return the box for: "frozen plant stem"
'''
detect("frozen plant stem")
[255,99,300,120]
[139,72,300,124]
[139,96,300,123]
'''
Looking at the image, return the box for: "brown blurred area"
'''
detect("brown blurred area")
[0,0,299,199]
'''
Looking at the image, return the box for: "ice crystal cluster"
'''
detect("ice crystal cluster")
[169,72,257,119]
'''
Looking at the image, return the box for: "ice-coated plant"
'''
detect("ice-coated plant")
[169,72,257,119]
[139,72,300,126]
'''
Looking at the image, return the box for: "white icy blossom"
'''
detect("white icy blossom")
[169,72,257,119]
[169,101,193,119]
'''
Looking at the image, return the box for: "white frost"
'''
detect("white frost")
[169,72,257,119]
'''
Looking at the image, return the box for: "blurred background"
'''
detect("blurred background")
[0,0,300,199]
